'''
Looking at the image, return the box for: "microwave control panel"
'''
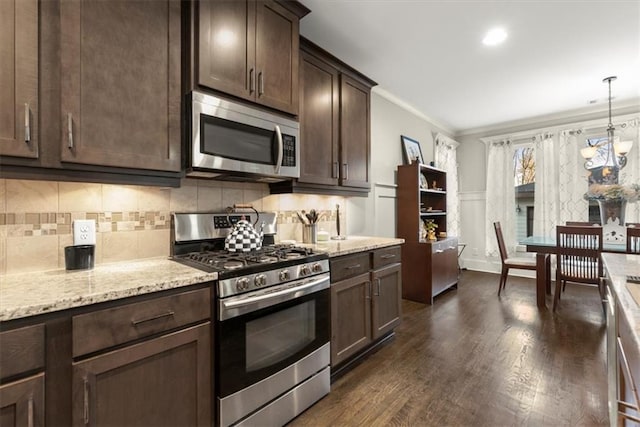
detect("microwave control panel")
[282,135,296,166]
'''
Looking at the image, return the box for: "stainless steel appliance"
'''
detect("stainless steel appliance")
[187,91,300,182]
[171,212,330,427]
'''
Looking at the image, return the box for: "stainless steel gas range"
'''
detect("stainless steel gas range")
[171,212,330,427]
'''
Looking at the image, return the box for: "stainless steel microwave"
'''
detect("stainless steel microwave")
[187,91,299,182]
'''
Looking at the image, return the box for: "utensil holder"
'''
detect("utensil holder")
[303,224,317,244]
[65,245,95,270]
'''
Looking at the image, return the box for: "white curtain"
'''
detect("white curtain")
[434,133,460,237]
[557,130,590,224]
[533,131,589,236]
[485,139,516,257]
[618,118,640,223]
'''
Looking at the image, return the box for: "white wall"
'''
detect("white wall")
[346,90,452,238]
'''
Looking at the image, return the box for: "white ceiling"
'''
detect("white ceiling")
[298,0,640,134]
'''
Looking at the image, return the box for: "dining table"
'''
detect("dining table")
[520,235,628,308]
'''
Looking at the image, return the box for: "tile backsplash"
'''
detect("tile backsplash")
[0,179,346,275]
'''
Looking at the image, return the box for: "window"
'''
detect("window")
[514,145,535,241]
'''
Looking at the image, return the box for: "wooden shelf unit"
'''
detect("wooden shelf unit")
[397,162,458,304]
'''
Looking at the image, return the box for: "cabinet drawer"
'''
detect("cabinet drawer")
[73,288,210,357]
[618,309,639,386]
[0,324,45,380]
[330,252,371,282]
[431,238,458,254]
[372,246,401,269]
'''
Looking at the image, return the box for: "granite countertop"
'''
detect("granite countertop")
[0,258,218,322]
[601,253,640,350]
[300,236,405,257]
[0,237,404,323]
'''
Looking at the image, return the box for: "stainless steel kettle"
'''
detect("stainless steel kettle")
[224,205,264,252]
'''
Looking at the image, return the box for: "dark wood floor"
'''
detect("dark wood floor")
[290,270,608,426]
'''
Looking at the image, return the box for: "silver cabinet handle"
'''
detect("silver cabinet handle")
[375,278,381,296]
[345,264,361,270]
[24,103,31,143]
[258,71,264,96]
[333,162,339,179]
[131,311,175,327]
[274,124,283,175]
[381,254,396,259]
[67,113,74,149]
[28,396,34,427]
[343,163,348,181]
[249,68,255,94]
[366,281,371,300]
[83,378,90,425]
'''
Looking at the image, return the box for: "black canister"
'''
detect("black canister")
[64,245,95,270]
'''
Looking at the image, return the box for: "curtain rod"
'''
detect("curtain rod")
[480,113,639,145]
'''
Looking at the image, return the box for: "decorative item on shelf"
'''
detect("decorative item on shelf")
[401,135,424,165]
[420,174,428,189]
[424,219,438,242]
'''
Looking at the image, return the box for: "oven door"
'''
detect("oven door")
[216,274,330,398]
[190,91,299,180]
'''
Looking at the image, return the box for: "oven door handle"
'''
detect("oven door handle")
[220,275,329,320]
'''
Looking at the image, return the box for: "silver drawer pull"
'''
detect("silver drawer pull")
[131,311,175,326]
[258,71,264,96]
[345,264,361,270]
[28,396,34,427]
[380,254,396,259]
[83,378,90,425]
[67,113,74,149]
[24,103,31,143]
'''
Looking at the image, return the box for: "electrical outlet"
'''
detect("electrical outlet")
[73,219,96,246]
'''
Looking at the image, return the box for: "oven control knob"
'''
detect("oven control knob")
[236,278,249,291]
[255,274,267,287]
[300,264,311,276]
[279,270,290,281]
[312,263,323,273]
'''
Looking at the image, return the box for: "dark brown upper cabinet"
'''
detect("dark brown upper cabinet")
[271,38,376,196]
[0,0,38,159]
[196,0,309,116]
[60,0,181,172]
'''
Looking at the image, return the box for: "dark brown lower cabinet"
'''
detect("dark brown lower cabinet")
[71,323,211,427]
[371,263,402,339]
[330,246,402,368]
[0,373,45,427]
[402,238,459,304]
[331,272,372,366]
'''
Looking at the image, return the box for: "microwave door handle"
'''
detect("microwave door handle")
[274,124,283,174]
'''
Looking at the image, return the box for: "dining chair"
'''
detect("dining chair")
[554,225,604,313]
[626,222,640,228]
[627,226,640,254]
[566,221,599,226]
[493,222,538,296]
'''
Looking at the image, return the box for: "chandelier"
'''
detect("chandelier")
[580,76,633,172]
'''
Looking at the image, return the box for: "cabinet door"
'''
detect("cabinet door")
[432,244,458,297]
[60,0,181,172]
[298,51,339,186]
[198,0,254,101]
[330,273,372,366]
[72,323,211,427]
[340,74,370,188]
[371,263,402,340]
[0,373,45,427]
[255,0,299,115]
[0,0,38,159]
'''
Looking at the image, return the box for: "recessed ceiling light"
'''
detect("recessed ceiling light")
[483,28,507,46]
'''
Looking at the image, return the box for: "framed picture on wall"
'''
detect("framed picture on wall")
[401,135,424,164]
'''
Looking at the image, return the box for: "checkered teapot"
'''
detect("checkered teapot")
[224,205,264,252]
